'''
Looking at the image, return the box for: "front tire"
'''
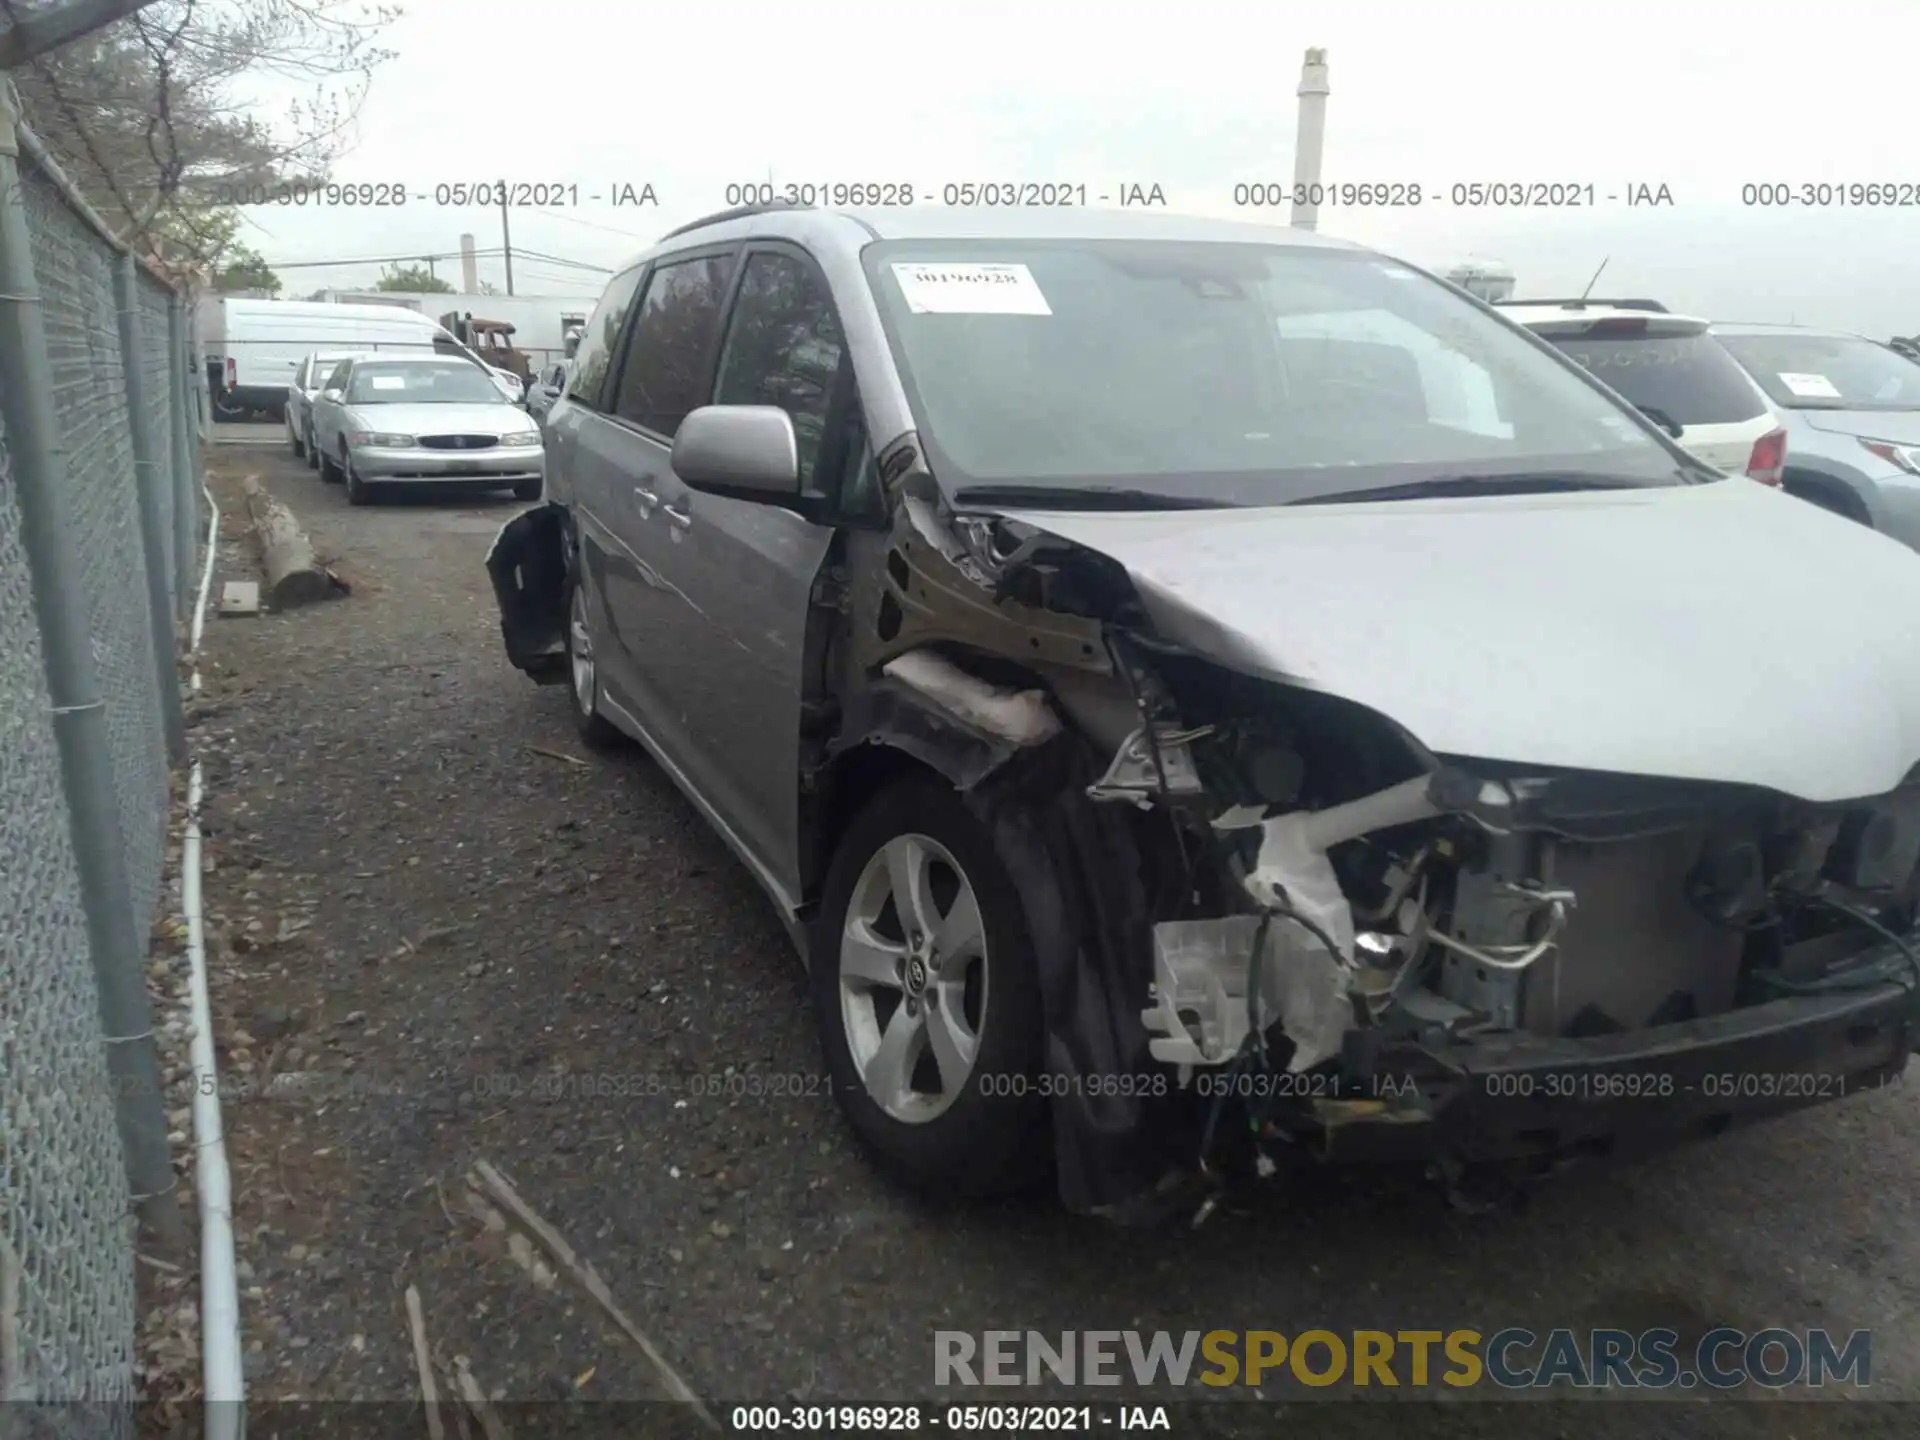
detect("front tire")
[289,421,305,458]
[512,477,543,502]
[811,779,1048,1196]
[305,423,320,471]
[565,573,622,749]
[344,449,377,506]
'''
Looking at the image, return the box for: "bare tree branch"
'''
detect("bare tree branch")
[4,0,400,264]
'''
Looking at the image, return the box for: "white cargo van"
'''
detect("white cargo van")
[202,298,523,419]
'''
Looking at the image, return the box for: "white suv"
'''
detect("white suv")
[1498,299,1787,483]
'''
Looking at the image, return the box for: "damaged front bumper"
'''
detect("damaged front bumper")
[484,503,571,685]
[1282,941,1917,1169]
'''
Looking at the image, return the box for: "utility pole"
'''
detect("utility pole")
[425,255,436,284]
[499,182,514,296]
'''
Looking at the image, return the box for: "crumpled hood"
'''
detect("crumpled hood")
[997,480,1920,803]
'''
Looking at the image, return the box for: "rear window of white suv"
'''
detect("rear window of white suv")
[1542,330,1770,427]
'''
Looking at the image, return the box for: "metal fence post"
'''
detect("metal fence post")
[116,256,187,764]
[169,292,198,616]
[188,293,209,437]
[0,79,178,1240]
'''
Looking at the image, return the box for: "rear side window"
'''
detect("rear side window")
[612,252,737,437]
[1546,333,1768,426]
[568,266,645,409]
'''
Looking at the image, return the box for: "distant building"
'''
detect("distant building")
[1444,260,1516,303]
[305,289,599,362]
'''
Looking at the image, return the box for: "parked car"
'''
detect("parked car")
[201,297,527,421]
[286,350,369,463]
[1496,299,1787,482]
[310,354,543,506]
[525,359,570,428]
[487,205,1920,1220]
[1713,323,1920,550]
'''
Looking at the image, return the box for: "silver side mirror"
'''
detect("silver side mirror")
[672,405,800,500]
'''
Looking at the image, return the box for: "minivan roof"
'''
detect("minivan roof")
[613,205,1364,276]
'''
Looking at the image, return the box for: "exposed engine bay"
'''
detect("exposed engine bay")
[806,459,1920,1218]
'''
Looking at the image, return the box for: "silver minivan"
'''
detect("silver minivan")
[486,204,1920,1220]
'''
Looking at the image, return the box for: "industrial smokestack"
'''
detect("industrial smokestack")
[1290,47,1330,232]
[460,233,479,293]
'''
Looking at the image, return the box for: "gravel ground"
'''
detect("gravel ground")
[189,433,1920,1438]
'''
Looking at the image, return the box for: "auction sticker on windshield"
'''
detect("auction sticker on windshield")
[892,262,1052,315]
[368,375,408,390]
[1778,371,1842,399]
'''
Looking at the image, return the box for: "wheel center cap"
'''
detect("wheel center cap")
[904,954,929,995]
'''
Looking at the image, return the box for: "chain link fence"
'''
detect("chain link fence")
[1,92,206,1436]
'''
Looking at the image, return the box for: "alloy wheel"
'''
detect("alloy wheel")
[569,583,595,715]
[838,833,989,1123]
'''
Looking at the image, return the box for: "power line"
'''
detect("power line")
[260,246,610,273]
[511,247,614,273]
[517,208,655,241]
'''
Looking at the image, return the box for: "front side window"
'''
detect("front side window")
[345,361,504,405]
[1716,332,1920,412]
[612,252,737,437]
[568,266,645,409]
[863,240,1684,506]
[714,250,846,484]
[325,360,352,391]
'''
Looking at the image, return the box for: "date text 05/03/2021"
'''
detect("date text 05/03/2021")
[1228,181,1677,209]
[196,180,659,208]
[972,1065,1899,1103]
[727,1403,1172,1432]
[722,181,1169,209]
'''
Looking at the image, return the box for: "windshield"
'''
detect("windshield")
[346,361,502,405]
[862,240,1685,505]
[1714,332,1920,412]
[1541,332,1768,426]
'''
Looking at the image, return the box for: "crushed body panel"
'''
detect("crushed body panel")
[985,481,1920,803]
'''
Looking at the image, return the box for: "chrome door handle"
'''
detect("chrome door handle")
[633,485,658,515]
[661,501,691,529]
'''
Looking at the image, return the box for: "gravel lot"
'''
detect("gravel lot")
[191,433,1920,1437]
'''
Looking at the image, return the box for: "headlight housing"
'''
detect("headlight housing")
[348,431,415,447]
[1859,438,1920,475]
[500,431,541,447]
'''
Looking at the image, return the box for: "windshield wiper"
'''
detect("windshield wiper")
[951,484,1235,512]
[1292,471,1674,505]
[1636,404,1684,438]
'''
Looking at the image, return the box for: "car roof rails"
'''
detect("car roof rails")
[656,200,815,242]
[1495,297,1670,313]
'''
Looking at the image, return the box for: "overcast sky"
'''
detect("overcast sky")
[230,0,1920,332]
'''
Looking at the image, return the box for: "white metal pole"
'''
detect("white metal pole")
[1290,48,1330,231]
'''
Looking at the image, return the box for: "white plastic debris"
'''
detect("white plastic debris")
[882,650,1061,745]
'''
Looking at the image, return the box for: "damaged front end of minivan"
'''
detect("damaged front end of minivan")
[806,445,1920,1220]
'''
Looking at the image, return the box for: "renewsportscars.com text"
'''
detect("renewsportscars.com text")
[934,1328,1871,1391]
